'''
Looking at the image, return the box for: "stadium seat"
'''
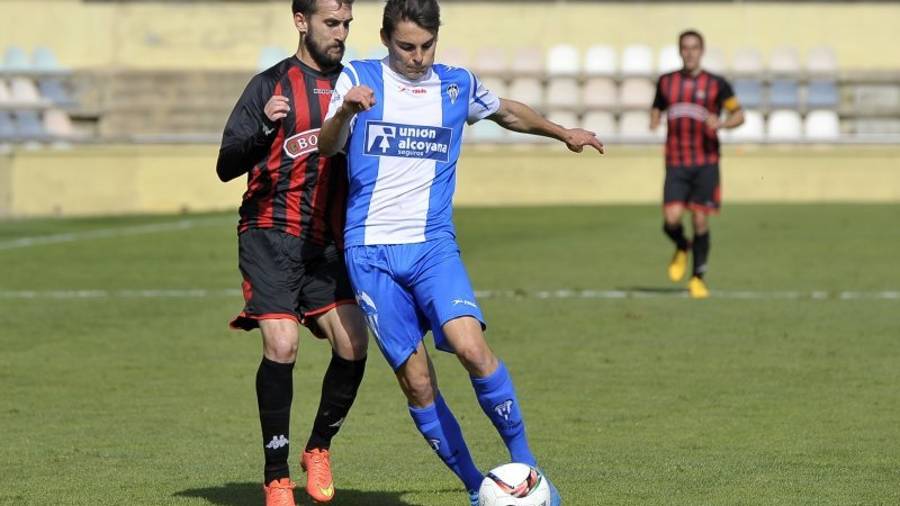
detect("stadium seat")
[768,46,801,76]
[2,46,30,72]
[583,44,617,77]
[703,47,727,74]
[257,46,288,70]
[440,47,469,68]
[767,110,803,142]
[726,110,765,142]
[38,78,74,106]
[807,79,839,109]
[365,46,387,60]
[511,47,543,76]
[508,77,543,107]
[546,111,579,131]
[546,44,580,76]
[733,79,764,109]
[806,46,838,76]
[657,45,681,74]
[545,77,580,109]
[769,79,800,109]
[479,76,507,99]
[465,119,506,143]
[619,111,660,140]
[581,111,616,138]
[0,111,14,140]
[581,77,617,109]
[804,110,841,140]
[731,47,763,76]
[10,78,42,105]
[32,47,62,71]
[621,45,654,76]
[618,78,655,109]
[15,110,48,140]
[44,108,75,138]
[472,46,508,76]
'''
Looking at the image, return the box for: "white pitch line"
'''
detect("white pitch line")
[0,289,898,301]
[0,217,231,251]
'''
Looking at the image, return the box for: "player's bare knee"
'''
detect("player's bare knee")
[457,345,498,377]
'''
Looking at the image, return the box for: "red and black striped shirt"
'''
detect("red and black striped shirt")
[216,57,347,248]
[652,70,739,168]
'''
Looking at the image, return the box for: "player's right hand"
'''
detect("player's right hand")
[265,95,291,123]
[342,86,376,115]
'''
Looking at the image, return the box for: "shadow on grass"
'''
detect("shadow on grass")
[174,482,428,506]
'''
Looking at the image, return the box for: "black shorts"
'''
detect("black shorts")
[663,163,721,214]
[229,228,356,336]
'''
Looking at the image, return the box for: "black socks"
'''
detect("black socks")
[257,357,294,484]
[692,231,710,278]
[306,352,367,451]
[663,222,690,251]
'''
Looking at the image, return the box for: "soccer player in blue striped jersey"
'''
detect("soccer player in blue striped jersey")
[319,1,604,504]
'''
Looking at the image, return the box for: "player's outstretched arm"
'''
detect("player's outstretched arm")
[489,98,605,154]
[319,85,377,157]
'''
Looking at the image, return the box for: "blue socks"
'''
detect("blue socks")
[471,361,537,467]
[409,394,484,492]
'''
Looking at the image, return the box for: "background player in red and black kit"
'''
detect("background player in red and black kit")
[215,1,367,505]
[651,30,744,299]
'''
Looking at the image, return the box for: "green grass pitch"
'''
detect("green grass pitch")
[1,204,898,505]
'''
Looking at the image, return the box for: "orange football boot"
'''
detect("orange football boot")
[263,478,297,506]
[301,448,335,503]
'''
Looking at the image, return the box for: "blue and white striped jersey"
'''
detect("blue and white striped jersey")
[325,58,500,247]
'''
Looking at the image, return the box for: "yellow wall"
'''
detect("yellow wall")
[2,145,898,218]
[1,1,899,70]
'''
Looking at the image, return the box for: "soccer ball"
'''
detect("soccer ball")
[478,463,551,506]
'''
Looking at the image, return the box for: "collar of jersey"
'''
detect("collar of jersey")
[379,57,434,84]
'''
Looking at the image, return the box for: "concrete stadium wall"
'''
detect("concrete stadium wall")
[1,145,898,217]
[1,1,899,70]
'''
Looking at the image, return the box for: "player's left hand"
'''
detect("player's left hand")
[563,128,605,154]
[705,115,722,130]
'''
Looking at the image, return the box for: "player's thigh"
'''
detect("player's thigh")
[344,245,429,372]
[409,240,487,354]
[313,304,369,361]
[230,229,304,334]
[663,166,691,223]
[688,163,721,213]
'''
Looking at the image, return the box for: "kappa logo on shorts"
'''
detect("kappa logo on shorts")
[364,121,452,162]
[283,128,320,159]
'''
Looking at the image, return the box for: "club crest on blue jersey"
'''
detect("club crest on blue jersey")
[364,120,452,162]
[447,83,459,104]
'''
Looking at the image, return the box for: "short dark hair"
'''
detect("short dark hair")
[679,29,704,49]
[292,0,354,17]
[382,0,441,38]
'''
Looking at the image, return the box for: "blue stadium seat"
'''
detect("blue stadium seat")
[39,78,74,106]
[3,46,31,71]
[807,80,839,109]
[32,47,62,71]
[769,79,799,109]
[0,111,15,140]
[15,111,48,140]
[733,79,763,109]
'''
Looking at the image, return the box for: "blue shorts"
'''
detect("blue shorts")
[344,238,485,371]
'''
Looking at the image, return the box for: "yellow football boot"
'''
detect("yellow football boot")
[668,249,689,282]
[688,276,710,299]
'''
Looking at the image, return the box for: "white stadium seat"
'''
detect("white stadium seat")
[546,44,580,76]
[731,47,763,76]
[618,78,655,109]
[804,110,841,140]
[10,77,41,104]
[767,110,803,142]
[769,46,802,76]
[581,77,617,109]
[44,109,75,137]
[806,46,838,76]
[545,77,580,109]
[657,45,681,74]
[726,110,765,143]
[508,77,543,107]
[0,80,11,104]
[479,76,507,99]
[621,44,654,76]
[583,44,617,76]
[465,120,506,143]
[511,47,543,75]
[703,47,727,74]
[581,111,616,138]
[257,46,287,70]
[440,47,469,68]
[619,111,661,140]
[546,110,579,131]
[472,46,508,76]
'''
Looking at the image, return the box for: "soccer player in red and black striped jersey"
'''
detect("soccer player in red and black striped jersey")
[651,30,744,298]
[215,2,367,505]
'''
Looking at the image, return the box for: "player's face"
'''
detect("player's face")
[381,20,437,81]
[679,35,704,73]
[297,0,353,70]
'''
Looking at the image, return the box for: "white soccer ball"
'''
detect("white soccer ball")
[478,463,551,506]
